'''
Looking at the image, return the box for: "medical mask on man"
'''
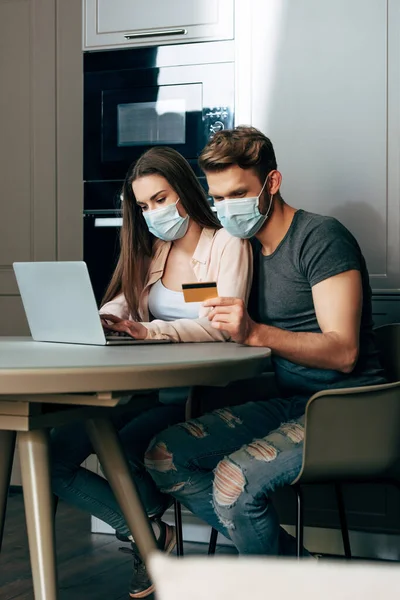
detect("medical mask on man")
[215,175,273,239]
[143,199,189,241]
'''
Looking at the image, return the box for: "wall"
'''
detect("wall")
[236,0,400,303]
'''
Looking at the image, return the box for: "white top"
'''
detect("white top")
[148,279,201,321]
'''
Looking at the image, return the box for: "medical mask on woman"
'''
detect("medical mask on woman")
[143,199,189,241]
[215,175,273,239]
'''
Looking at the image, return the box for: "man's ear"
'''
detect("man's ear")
[268,170,282,196]
[259,170,282,213]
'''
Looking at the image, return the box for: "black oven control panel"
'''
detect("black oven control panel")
[204,106,232,138]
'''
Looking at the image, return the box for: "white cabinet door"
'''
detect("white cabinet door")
[247,0,400,293]
[83,0,234,50]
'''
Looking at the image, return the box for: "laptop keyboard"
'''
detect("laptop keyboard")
[105,331,135,340]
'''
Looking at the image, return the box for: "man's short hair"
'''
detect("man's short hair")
[199,126,278,182]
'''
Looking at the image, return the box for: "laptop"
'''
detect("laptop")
[13,261,170,346]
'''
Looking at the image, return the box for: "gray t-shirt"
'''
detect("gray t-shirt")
[251,209,386,398]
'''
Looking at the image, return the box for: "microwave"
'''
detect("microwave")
[84,40,235,183]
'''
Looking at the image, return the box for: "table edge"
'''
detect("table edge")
[0,349,271,396]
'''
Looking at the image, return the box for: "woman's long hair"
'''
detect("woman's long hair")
[101,147,221,319]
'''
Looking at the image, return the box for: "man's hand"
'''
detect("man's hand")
[100,313,148,340]
[203,297,256,345]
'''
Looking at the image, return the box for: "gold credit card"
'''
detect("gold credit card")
[182,282,218,303]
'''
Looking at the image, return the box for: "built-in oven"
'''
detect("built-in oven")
[84,41,234,303]
[83,182,123,303]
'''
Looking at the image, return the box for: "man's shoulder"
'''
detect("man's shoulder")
[294,210,354,244]
[294,210,364,284]
[295,209,345,231]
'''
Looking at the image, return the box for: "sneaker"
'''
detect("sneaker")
[116,530,130,543]
[119,519,176,599]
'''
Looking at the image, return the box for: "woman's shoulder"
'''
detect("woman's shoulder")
[211,227,251,250]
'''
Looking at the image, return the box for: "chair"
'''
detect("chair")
[148,551,400,600]
[292,379,400,558]
[208,323,400,557]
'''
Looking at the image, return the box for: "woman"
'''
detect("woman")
[50,147,252,598]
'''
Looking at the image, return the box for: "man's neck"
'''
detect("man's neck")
[172,221,202,255]
[256,199,297,255]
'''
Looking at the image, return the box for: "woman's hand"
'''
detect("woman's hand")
[100,313,148,340]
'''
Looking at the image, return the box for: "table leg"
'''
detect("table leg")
[18,430,58,600]
[0,430,16,552]
[85,418,157,562]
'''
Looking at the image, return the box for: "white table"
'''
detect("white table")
[0,337,270,600]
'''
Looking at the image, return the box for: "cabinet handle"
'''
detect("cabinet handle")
[124,28,187,40]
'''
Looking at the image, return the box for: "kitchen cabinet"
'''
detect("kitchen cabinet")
[274,483,400,540]
[0,0,83,335]
[246,0,400,294]
[372,296,400,327]
[0,0,56,334]
[83,0,234,50]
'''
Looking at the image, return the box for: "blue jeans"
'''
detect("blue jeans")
[50,399,185,538]
[145,396,307,555]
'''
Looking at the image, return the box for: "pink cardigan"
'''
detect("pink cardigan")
[100,227,253,343]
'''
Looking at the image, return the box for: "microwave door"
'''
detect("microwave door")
[101,81,203,166]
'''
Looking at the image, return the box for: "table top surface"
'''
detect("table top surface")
[0,337,270,370]
[0,337,271,395]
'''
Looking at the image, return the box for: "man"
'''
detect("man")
[141,126,386,585]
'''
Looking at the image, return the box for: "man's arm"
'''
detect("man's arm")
[205,269,363,374]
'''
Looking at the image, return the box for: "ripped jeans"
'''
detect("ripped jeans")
[145,396,307,555]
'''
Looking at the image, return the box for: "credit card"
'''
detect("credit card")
[182,282,218,303]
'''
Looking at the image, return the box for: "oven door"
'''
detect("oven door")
[84,51,234,181]
[84,212,122,305]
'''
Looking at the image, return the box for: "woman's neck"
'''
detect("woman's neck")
[172,220,203,255]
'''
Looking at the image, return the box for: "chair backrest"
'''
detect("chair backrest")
[149,552,400,600]
[294,381,400,485]
[374,323,400,382]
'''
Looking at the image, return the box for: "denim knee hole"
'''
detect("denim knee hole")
[213,458,246,508]
[279,421,304,444]
[144,441,177,473]
[245,440,279,462]
[178,420,208,438]
[161,481,187,494]
[214,408,243,429]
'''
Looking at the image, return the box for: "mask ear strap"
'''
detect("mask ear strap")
[265,193,274,219]
[258,173,273,217]
[258,174,269,198]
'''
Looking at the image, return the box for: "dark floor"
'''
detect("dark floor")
[0,492,234,600]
